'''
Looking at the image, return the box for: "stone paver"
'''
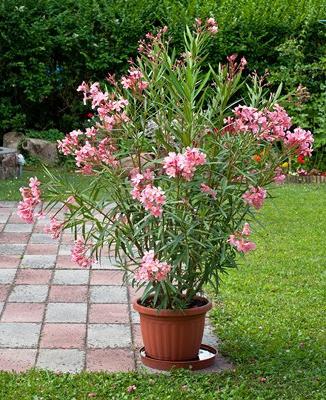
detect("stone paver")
[0,201,231,373]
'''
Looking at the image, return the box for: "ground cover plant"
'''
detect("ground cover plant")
[0,184,325,398]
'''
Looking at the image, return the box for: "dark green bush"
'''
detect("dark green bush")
[25,129,64,142]
[0,0,325,163]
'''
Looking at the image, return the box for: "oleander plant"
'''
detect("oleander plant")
[17,19,313,310]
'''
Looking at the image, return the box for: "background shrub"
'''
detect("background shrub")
[0,0,325,164]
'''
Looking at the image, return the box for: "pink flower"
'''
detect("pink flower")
[44,217,63,239]
[200,183,217,199]
[242,186,267,209]
[139,185,166,217]
[130,169,154,200]
[121,68,148,93]
[228,222,256,253]
[71,238,94,268]
[57,130,83,156]
[17,177,42,223]
[206,18,218,35]
[241,222,251,236]
[163,148,206,181]
[285,127,313,157]
[135,251,171,282]
[273,167,286,185]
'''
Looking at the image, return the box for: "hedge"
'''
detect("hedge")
[0,0,325,159]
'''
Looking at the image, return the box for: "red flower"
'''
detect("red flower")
[252,154,262,163]
[297,155,305,164]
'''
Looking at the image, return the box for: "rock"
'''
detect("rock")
[21,138,59,165]
[0,147,18,179]
[120,153,155,175]
[3,132,25,150]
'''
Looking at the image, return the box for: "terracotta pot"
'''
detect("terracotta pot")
[133,296,211,361]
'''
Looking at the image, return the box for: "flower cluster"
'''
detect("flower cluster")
[17,177,42,223]
[163,147,206,181]
[44,217,63,239]
[135,251,171,282]
[71,238,94,268]
[242,186,267,209]
[285,127,314,157]
[121,68,148,93]
[223,104,313,156]
[130,169,166,217]
[228,223,256,253]
[206,17,218,35]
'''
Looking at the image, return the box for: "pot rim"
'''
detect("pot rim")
[133,295,212,317]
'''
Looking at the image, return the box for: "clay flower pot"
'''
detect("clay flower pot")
[133,296,211,361]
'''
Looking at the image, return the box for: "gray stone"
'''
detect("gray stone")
[8,285,49,302]
[21,138,58,165]
[90,286,128,304]
[87,324,131,348]
[52,270,89,285]
[4,224,33,233]
[36,349,84,373]
[21,255,56,269]
[0,323,41,348]
[0,244,25,255]
[3,132,25,150]
[0,147,18,179]
[30,234,59,244]
[45,303,87,323]
[0,269,16,284]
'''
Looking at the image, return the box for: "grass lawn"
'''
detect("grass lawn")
[0,178,325,399]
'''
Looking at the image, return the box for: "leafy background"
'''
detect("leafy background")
[0,0,325,162]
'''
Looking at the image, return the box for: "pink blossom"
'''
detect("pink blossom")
[163,148,206,181]
[242,186,267,209]
[200,183,217,199]
[44,217,63,239]
[228,222,256,253]
[71,238,94,268]
[17,177,42,223]
[206,18,218,35]
[57,130,83,155]
[121,68,148,93]
[273,167,286,185]
[135,251,171,282]
[139,185,166,217]
[285,127,313,157]
[130,169,154,200]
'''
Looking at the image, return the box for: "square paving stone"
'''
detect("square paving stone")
[90,270,124,285]
[0,256,21,269]
[4,224,33,233]
[15,269,52,285]
[0,285,11,301]
[46,303,87,323]
[87,349,134,372]
[25,244,58,255]
[87,324,131,348]
[21,255,56,269]
[0,232,30,244]
[0,349,37,372]
[92,257,120,270]
[57,245,72,256]
[0,302,3,314]
[40,323,86,349]
[52,270,89,285]
[90,286,128,304]
[56,255,78,269]
[30,234,59,244]
[8,285,49,302]
[1,303,45,322]
[0,215,9,224]
[49,285,88,302]
[0,269,16,284]
[0,244,26,256]
[36,349,84,373]
[89,304,129,324]
[0,323,41,348]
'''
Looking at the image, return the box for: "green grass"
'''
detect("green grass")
[0,184,325,399]
[0,167,91,201]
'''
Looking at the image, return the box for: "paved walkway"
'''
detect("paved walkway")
[0,201,231,373]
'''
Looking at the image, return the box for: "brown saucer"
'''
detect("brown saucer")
[139,344,217,371]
